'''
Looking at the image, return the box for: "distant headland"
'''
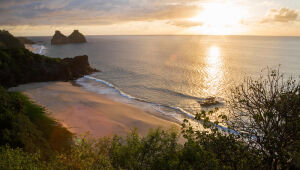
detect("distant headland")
[51,30,87,45]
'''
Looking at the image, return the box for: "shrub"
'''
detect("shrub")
[0,87,72,159]
[227,68,300,169]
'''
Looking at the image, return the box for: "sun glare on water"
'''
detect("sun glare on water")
[204,45,224,96]
[208,46,220,61]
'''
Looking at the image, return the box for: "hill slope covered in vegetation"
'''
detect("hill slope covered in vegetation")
[0,30,97,88]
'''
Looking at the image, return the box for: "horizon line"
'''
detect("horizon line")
[21,34,300,38]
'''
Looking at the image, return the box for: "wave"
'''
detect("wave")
[79,75,196,120]
[77,75,234,133]
[32,44,47,55]
[145,87,206,101]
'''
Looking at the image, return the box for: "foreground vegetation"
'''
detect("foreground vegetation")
[0,69,299,169]
[0,87,72,159]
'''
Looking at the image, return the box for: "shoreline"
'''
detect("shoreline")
[25,44,35,52]
[10,81,180,137]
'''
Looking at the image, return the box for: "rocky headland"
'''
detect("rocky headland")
[17,37,36,44]
[0,30,97,88]
[51,30,87,45]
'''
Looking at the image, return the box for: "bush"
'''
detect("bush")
[0,87,72,159]
[227,68,300,169]
[0,146,47,170]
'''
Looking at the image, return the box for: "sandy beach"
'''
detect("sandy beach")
[25,44,35,52]
[10,82,179,137]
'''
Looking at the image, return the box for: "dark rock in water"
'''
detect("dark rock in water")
[17,37,35,44]
[51,30,68,44]
[61,55,98,79]
[198,97,220,107]
[67,30,87,43]
[51,30,87,45]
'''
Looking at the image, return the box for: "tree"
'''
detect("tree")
[227,68,300,169]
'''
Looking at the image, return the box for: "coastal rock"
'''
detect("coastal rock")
[67,30,87,43]
[198,97,220,107]
[17,37,35,44]
[51,30,68,44]
[62,55,98,79]
[0,30,98,88]
[51,30,87,45]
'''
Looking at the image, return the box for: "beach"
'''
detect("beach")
[10,82,179,137]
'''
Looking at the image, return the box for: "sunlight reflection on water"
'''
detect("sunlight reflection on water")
[204,45,224,97]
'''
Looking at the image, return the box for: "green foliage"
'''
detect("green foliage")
[227,68,300,169]
[182,112,263,170]
[109,128,181,170]
[0,146,48,170]
[0,30,71,88]
[0,87,72,159]
[0,30,24,49]
[0,46,64,87]
[0,126,263,170]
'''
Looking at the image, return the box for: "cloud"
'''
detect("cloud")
[0,0,201,26]
[168,20,203,27]
[261,7,298,23]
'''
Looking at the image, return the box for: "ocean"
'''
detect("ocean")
[29,35,300,124]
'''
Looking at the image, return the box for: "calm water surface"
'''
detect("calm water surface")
[29,35,300,123]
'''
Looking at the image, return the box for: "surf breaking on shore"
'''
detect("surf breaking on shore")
[77,75,231,132]
[10,82,180,137]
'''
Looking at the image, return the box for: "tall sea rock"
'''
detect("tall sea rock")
[67,30,87,43]
[51,30,68,44]
[51,30,87,45]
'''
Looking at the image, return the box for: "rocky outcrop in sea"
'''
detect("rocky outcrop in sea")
[51,30,87,45]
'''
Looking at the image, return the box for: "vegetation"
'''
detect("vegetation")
[227,68,300,169]
[0,30,96,88]
[0,30,24,49]
[0,128,256,170]
[0,30,61,87]
[0,87,72,160]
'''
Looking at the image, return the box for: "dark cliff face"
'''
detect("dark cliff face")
[17,37,35,45]
[0,30,98,88]
[51,30,87,45]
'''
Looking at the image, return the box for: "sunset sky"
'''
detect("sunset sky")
[1,0,300,36]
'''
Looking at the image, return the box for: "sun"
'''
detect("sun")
[190,3,247,35]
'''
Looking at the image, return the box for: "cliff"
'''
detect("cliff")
[0,30,98,88]
[17,37,35,44]
[51,30,87,45]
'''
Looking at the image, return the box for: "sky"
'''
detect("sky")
[0,0,300,36]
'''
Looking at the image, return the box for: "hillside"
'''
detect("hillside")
[0,30,97,88]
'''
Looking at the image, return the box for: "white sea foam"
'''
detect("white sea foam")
[76,74,236,133]
[31,44,47,55]
[77,75,192,123]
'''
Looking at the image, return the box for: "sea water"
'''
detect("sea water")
[29,35,300,124]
